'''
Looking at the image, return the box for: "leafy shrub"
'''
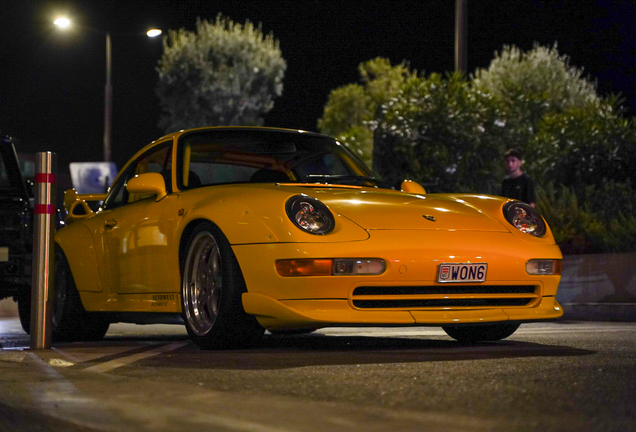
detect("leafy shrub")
[531,98,636,187]
[374,72,508,192]
[318,58,413,168]
[538,181,636,254]
[320,45,636,253]
[156,15,286,132]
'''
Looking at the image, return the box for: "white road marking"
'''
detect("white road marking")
[24,352,122,428]
[83,341,189,373]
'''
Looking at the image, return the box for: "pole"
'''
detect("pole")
[103,33,112,162]
[455,0,467,73]
[30,152,57,350]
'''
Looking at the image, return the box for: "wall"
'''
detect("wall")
[557,252,636,321]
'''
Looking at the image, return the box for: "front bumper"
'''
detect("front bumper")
[242,293,562,329]
[233,230,563,329]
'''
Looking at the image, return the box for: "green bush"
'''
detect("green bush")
[374,72,509,192]
[156,15,286,132]
[530,98,636,187]
[320,45,636,253]
[537,181,636,254]
[318,58,413,168]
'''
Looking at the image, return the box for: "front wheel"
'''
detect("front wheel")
[181,222,264,350]
[442,323,521,343]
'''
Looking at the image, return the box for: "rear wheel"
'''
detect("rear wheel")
[52,249,110,342]
[442,323,520,343]
[17,289,31,334]
[181,222,264,350]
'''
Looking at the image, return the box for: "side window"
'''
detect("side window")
[103,143,172,210]
[103,166,135,210]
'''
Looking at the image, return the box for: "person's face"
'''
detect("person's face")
[504,156,522,174]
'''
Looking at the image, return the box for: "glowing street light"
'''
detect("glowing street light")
[53,17,162,162]
[53,17,71,29]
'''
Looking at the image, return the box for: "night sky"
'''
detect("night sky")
[1,0,635,174]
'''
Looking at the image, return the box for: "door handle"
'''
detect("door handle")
[104,219,117,228]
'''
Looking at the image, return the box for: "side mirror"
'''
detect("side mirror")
[401,179,426,194]
[126,173,167,201]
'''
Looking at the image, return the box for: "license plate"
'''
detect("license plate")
[437,263,487,283]
[0,247,8,262]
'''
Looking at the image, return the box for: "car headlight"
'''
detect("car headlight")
[285,195,335,235]
[503,201,547,237]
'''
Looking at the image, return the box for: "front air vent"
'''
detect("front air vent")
[351,285,539,309]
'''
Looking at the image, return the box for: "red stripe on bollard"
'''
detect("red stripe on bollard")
[34,204,56,215]
[35,173,56,184]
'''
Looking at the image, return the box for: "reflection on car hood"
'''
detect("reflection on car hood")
[308,188,509,232]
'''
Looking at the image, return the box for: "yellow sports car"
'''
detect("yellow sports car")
[54,127,562,349]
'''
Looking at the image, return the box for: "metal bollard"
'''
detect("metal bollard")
[30,152,56,350]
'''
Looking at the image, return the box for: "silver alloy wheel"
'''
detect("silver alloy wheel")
[182,230,223,336]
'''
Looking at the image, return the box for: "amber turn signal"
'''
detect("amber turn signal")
[276,259,333,277]
[276,258,386,277]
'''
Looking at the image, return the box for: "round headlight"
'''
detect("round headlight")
[285,195,334,235]
[503,201,547,237]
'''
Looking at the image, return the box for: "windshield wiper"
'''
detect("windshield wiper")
[302,175,392,189]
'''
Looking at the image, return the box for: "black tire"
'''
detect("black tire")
[17,289,31,334]
[442,322,521,343]
[181,222,264,350]
[52,249,110,342]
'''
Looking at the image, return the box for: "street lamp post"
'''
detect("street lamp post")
[104,33,112,162]
[455,0,467,73]
[53,18,161,162]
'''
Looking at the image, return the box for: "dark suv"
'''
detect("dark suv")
[0,135,33,327]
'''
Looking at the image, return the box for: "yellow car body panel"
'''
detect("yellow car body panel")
[54,127,563,341]
[56,222,103,293]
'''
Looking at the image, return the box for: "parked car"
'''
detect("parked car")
[54,127,563,349]
[0,135,33,329]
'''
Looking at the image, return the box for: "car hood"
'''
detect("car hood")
[307,188,510,232]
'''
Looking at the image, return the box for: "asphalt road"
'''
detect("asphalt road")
[0,318,634,432]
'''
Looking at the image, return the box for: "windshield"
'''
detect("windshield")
[176,129,390,189]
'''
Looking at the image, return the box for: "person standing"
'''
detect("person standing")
[501,149,536,207]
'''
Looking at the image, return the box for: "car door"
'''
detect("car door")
[85,141,182,296]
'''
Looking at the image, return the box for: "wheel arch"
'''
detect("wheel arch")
[178,218,249,287]
[179,218,216,269]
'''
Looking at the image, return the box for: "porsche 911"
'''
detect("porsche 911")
[52,127,563,349]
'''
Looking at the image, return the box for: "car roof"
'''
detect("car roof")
[151,126,333,143]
